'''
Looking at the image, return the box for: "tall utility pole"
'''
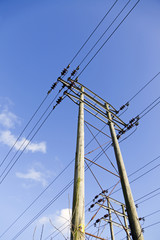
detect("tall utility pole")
[71,87,85,240]
[57,77,144,239]
[106,104,144,240]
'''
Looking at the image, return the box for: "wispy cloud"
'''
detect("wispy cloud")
[16,168,48,187]
[0,108,20,128]
[0,98,47,153]
[0,130,46,153]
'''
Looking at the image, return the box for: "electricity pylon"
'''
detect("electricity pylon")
[58,77,144,240]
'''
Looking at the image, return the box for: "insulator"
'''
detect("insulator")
[136,115,140,121]
[129,118,135,124]
[117,134,120,140]
[61,68,68,76]
[139,217,145,222]
[67,77,71,82]
[71,70,76,76]
[76,66,80,70]
[96,219,100,223]
[126,102,129,106]
[75,77,78,82]
[135,121,139,126]
[120,105,125,111]
[127,124,133,130]
[47,89,52,95]
[142,228,145,233]
[51,82,58,89]
[56,96,63,104]
[135,204,138,208]
[98,199,103,203]
[90,204,94,208]
[102,190,106,194]
[67,64,70,69]
[104,214,108,218]
[95,195,99,199]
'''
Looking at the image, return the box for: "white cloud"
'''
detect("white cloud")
[38,208,72,238]
[0,130,46,153]
[0,109,20,128]
[16,168,48,187]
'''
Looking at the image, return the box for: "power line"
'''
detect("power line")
[68,0,119,65]
[0,94,48,169]
[78,0,132,67]
[0,88,68,184]
[7,141,112,240]
[127,72,160,103]
[0,120,109,238]
[77,0,140,78]
[10,180,74,240]
[0,159,74,238]
[144,209,160,219]
[4,119,160,238]
[1,1,126,179]
[136,187,160,203]
[0,93,58,181]
[144,221,160,229]
[139,96,160,119]
[11,151,160,240]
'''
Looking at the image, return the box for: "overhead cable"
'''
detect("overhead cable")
[0,95,48,169]
[77,0,140,78]
[68,0,119,65]
[78,0,132,67]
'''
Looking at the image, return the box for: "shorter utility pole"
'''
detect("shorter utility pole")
[71,87,85,240]
[107,198,115,240]
[106,104,144,240]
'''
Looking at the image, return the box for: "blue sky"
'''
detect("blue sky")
[0,0,160,239]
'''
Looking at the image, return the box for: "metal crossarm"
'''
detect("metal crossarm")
[102,218,130,231]
[58,78,127,131]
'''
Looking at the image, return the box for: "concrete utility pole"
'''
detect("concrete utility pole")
[71,87,85,240]
[106,104,144,240]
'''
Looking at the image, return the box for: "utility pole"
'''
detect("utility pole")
[71,87,85,240]
[106,103,144,240]
[57,77,143,239]
[107,198,115,240]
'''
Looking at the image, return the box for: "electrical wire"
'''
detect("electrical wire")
[139,97,160,119]
[77,0,140,78]
[68,0,119,65]
[0,0,121,183]
[0,90,68,185]
[144,209,160,219]
[144,221,160,229]
[0,122,110,238]
[0,159,74,238]
[0,94,48,169]
[0,92,60,181]
[78,0,132,67]
[136,187,160,203]
[5,116,160,239]
[127,72,160,103]
[10,179,74,240]
[7,140,112,240]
